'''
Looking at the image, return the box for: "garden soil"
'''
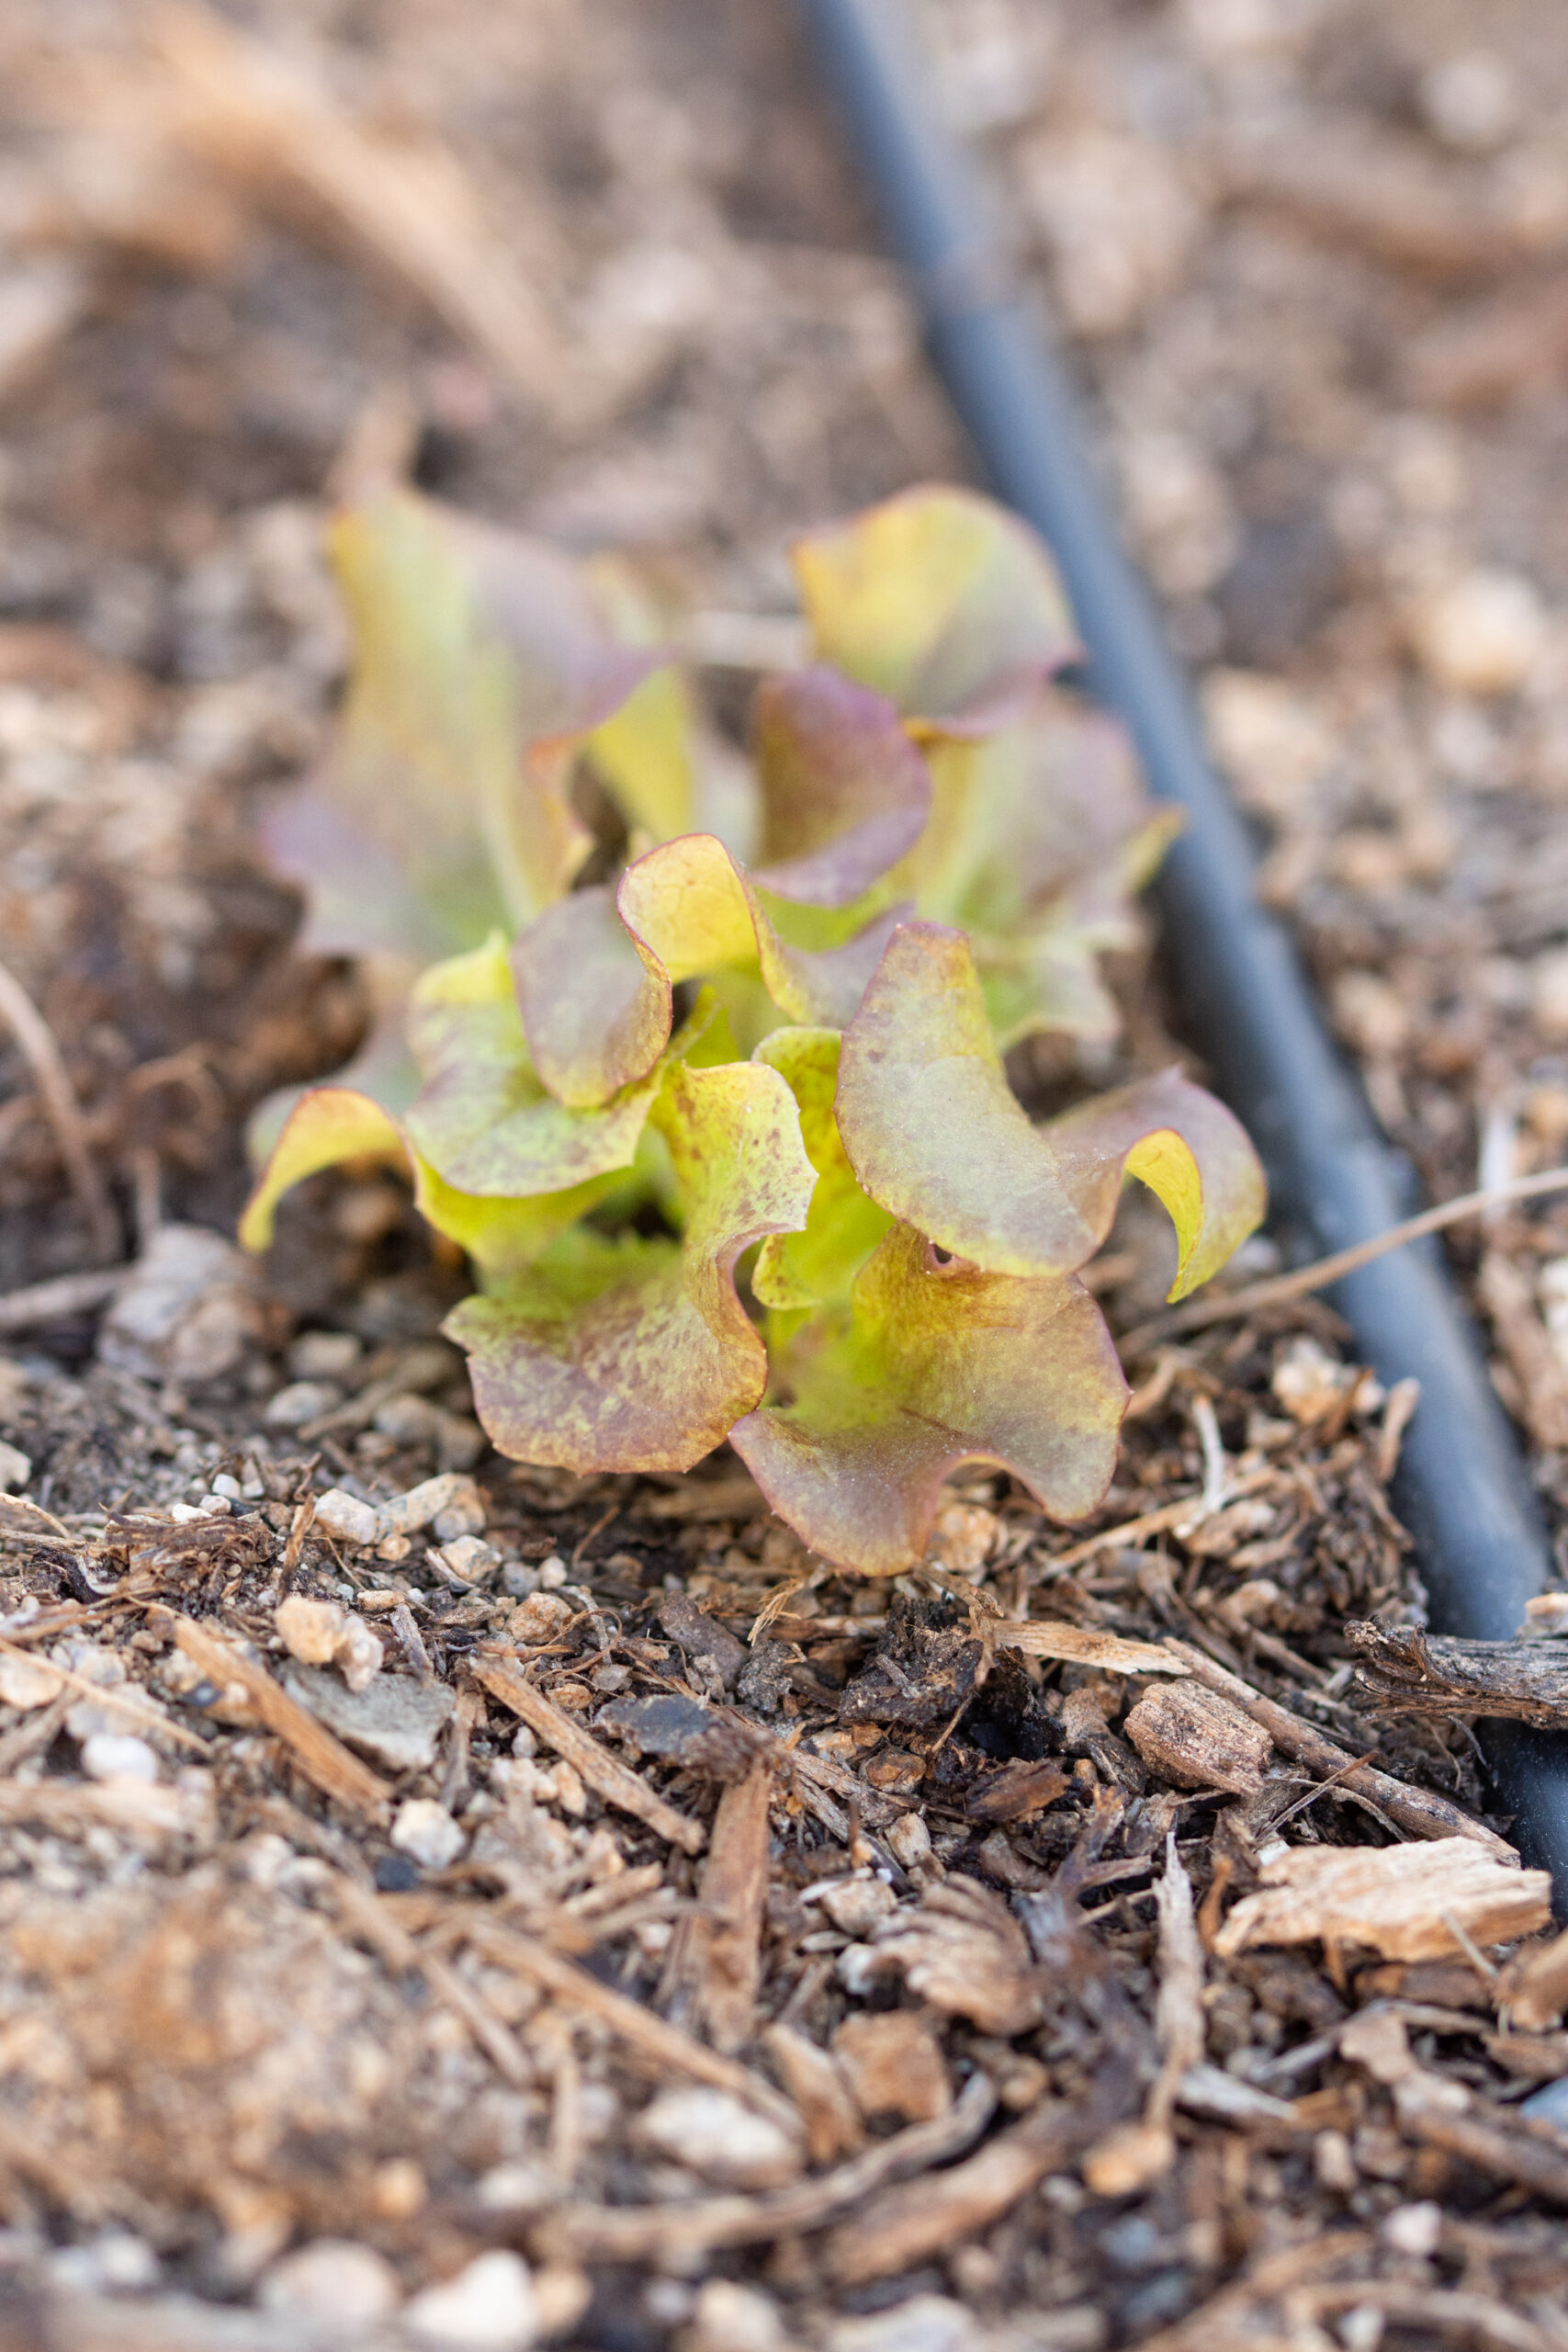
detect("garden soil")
[0,3,1567,2347]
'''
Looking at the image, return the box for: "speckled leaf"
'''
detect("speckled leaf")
[907,691,1182,1044]
[401,935,667,1197]
[750,667,931,907]
[837,923,1265,1296]
[750,1029,891,1312]
[792,485,1078,734]
[240,1086,408,1252]
[447,1059,817,1473]
[513,834,905,1109]
[732,1224,1126,1576]
[263,490,653,962]
[412,1156,624,1285]
[509,890,669,1114]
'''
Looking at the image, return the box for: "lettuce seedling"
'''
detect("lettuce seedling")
[245,481,1265,1574]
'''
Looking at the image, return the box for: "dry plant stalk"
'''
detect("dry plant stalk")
[998,1621,1188,1675]
[826,2096,1096,2286]
[0,956,117,1263]
[541,2072,998,2264]
[1165,1639,1521,1860]
[1347,1619,1568,1729]
[1083,1835,1203,2196]
[474,1660,706,1855]
[666,1756,773,2053]
[453,1913,796,2135]
[172,1616,390,1823]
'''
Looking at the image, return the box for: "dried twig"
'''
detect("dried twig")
[538,2070,998,2262]
[450,1912,797,2134]
[1035,1464,1277,1574]
[665,1756,773,2054]
[826,2092,1102,2286]
[0,956,118,1262]
[328,1874,531,2087]
[172,1616,390,1824]
[1119,1163,1568,1355]
[0,1267,125,1337]
[1346,1621,1568,1729]
[475,1660,705,1855]
[999,1621,1189,1676]
[1165,1638,1521,1861]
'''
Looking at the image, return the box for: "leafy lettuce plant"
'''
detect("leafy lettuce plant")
[243,481,1264,1575]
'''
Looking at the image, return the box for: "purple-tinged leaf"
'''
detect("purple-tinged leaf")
[402,936,670,1197]
[447,1059,816,1474]
[732,1225,1126,1576]
[750,667,931,908]
[792,485,1078,735]
[513,834,906,1110]
[837,923,1265,1296]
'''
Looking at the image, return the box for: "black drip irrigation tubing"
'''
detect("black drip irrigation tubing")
[799,0,1568,1894]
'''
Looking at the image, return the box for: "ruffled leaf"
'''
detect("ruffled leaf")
[792,485,1078,734]
[750,667,931,908]
[750,1029,892,1312]
[731,1224,1126,1576]
[403,935,667,1196]
[412,1157,623,1286]
[263,490,654,962]
[447,1059,817,1473]
[239,1087,408,1252]
[908,691,1183,1045]
[837,923,1265,1296]
[513,834,905,1110]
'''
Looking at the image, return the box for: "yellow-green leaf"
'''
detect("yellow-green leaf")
[750,1029,891,1311]
[792,485,1077,733]
[512,834,906,1110]
[412,1156,623,1286]
[447,1059,816,1473]
[837,923,1265,1295]
[732,1224,1126,1576]
[402,935,669,1197]
[239,1086,408,1253]
[263,489,654,962]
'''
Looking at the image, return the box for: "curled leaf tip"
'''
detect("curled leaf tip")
[240,1087,408,1253]
[837,924,1266,1293]
[512,833,904,1114]
[402,935,663,1201]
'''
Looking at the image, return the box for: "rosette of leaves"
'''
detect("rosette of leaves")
[243,480,1265,1574]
